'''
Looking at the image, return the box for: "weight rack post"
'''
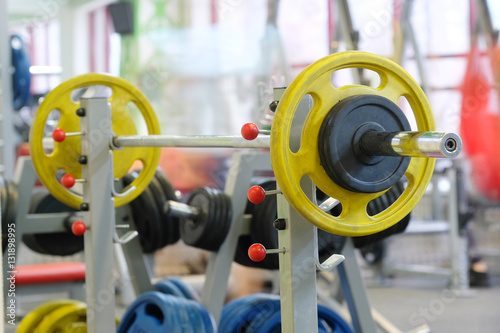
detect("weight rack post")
[201,151,273,322]
[277,183,320,332]
[79,97,117,332]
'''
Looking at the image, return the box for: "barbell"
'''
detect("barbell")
[29,51,461,236]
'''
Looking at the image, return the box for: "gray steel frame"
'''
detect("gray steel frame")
[202,151,273,322]
[381,167,470,292]
[78,98,116,331]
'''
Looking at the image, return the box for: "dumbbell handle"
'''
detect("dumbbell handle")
[164,200,200,220]
[360,131,461,158]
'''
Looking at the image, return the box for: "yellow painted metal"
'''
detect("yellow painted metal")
[29,73,161,209]
[16,299,84,333]
[271,51,436,236]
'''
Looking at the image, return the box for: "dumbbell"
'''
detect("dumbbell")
[164,187,232,252]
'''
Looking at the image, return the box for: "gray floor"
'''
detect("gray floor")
[367,276,500,333]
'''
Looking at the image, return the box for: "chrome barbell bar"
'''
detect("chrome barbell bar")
[111,130,462,159]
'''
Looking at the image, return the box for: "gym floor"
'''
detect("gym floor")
[366,275,500,332]
[10,238,500,332]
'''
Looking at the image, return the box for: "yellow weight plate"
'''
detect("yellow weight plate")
[271,51,435,236]
[34,303,87,332]
[16,299,84,333]
[34,303,119,332]
[29,73,161,209]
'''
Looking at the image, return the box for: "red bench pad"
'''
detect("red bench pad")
[14,262,86,285]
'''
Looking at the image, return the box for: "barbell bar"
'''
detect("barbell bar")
[164,200,200,220]
[53,126,460,158]
[360,131,461,158]
[115,130,460,158]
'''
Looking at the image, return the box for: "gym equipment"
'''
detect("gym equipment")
[219,293,280,332]
[219,294,353,333]
[153,168,181,247]
[22,190,83,256]
[162,276,201,301]
[270,52,460,236]
[17,300,119,332]
[352,180,411,249]
[117,291,216,333]
[176,187,232,252]
[29,73,162,209]
[16,299,85,333]
[29,66,459,236]
[237,180,347,270]
[25,51,464,331]
[32,302,88,332]
[11,34,31,110]
[248,303,353,333]
[154,278,186,298]
[123,169,181,253]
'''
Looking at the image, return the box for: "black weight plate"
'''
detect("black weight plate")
[180,187,231,252]
[234,235,259,268]
[201,188,223,251]
[353,180,411,249]
[123,172,162,253]
[220,192,232,246]
[234,185,263,268]
[22,189,52,254]
[249,180,280,270]
[154,167,177,201]
[360,240,385,265]
[196,188,222,251]
[154,168,180,246]
[318,95,411,193]
[180,187,212,249]
[317,229,346,263]
[23,190,83,256]
[216,190,232,250]
[148,176,175,249]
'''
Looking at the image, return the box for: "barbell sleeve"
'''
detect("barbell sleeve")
[113,135,270,148]
[164,200,200,220]
[359,131,462,159]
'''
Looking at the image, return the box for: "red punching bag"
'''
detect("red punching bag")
[460,45,500,200]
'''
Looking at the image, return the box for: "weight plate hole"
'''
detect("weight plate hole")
[126,161,144,182]
[331,68,381,89]
[301,175,343,217]
[289,94,313,153]
[70,85,113,103]
[397,95,417,130]
[44,109,61,155]
[127,101,148,135]
[366,177,407,217]
[145,303,165,324]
